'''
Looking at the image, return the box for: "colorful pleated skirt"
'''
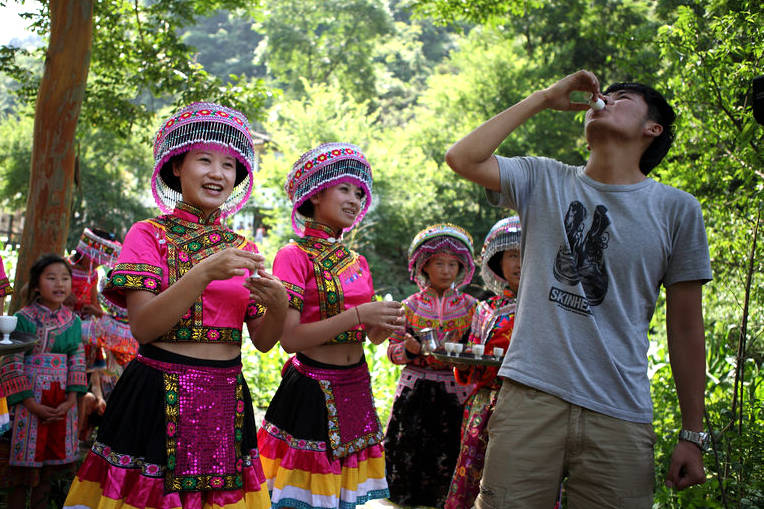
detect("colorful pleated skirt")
[64,344,270,509]
[257,353,388,509]
[0,396,9,435]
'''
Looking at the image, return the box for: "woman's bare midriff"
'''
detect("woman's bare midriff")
[300,342,365,366]
[151,341,242,361]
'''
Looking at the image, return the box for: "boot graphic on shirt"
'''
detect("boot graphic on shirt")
[554,201,610,306]
[554,201,587,286]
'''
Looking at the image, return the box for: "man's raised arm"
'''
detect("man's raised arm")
[445,70,601,191]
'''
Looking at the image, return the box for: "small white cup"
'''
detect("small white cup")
[493,347,505,358]
[451,343,463,355]
[444,342,456,355]
[0,315,18,344]
[471,344,485,357]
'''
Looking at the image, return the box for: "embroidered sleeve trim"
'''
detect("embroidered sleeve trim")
[245,302,266,320]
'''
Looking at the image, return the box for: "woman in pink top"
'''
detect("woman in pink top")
[257,143,404,509]
[64,102,287,509]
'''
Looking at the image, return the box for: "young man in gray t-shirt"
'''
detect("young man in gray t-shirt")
[446,70,711,508]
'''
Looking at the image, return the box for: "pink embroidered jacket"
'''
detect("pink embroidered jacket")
[0,254,11,298]
[103,202,264,344]
[274,221,374,344]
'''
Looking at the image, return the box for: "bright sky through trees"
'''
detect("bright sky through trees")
[0,1,40,45]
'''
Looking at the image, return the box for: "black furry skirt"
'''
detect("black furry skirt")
[384,377,464,506]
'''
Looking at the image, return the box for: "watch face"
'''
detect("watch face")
[680,430,710,452]
[700,432,711,450]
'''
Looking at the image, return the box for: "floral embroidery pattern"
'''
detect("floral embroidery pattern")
[295,234,365,345]
[148,211,249,344]
[260,420,327,452]
[91,441,165,477]
[281,280,305,311]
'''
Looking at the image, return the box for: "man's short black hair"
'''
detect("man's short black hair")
[603,82,676,175]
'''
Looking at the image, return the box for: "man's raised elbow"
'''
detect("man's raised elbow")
[444,147,466,176]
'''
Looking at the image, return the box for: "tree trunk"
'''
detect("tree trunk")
[9,0,94,312]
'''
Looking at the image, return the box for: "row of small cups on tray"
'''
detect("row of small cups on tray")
[443,342,504,358]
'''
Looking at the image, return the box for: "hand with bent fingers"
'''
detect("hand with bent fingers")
[403,333,421,354]
[198,247,265,282]
[23,399,62,423]
[53,395,77,418]
[542,69,604,112]
[666,441,706,490]
[357,301,405,330]
[244,271,288,314]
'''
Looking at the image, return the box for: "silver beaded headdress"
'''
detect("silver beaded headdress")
[285,142,373,236]
[151,102,256,218]
[408,223,475,290]
[481,216,522,295]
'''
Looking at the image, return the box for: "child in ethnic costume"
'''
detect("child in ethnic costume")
[445,216,522,509]
[65,102,288,509]
[68,228,120,319]
[258,142,404,509]
[72,228,129,437]
[1,254,86,508]
[0,252,13,435]
[0,252,11,312]
[384,224,477,507]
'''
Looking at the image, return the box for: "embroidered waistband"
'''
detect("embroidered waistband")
[396,365,473,405]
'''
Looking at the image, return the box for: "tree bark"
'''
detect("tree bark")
[10,0,94,312]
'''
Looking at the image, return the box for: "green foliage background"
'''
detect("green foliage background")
[0,0,762,506]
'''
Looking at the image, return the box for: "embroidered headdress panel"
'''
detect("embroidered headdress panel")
[481,216,522,295]
[285,143,373,236]
[75,228,121,267]
[408,223,475,290]
[152,102,256,218]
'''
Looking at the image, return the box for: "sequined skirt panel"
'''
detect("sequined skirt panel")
[64,344,269,509]
[258,353,388,509]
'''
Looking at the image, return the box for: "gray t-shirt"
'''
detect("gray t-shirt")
[488,156,712,423]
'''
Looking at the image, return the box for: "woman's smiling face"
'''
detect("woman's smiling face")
[173,149,237,217]
[310,182,365,231]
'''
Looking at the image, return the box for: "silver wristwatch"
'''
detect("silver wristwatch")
[679,430,711,452]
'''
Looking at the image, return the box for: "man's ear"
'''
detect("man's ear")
[644,121,663,139]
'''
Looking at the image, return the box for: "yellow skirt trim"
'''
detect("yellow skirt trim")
[260,453,386,496]
[64,477,271,509]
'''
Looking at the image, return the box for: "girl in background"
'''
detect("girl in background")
[258,142,404,509]
[0,252,11,312]
[64,102,287,508]
[445,216,522,509]
[1,254,86,509]
[0,251,13,435]
[384,224,477,508]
